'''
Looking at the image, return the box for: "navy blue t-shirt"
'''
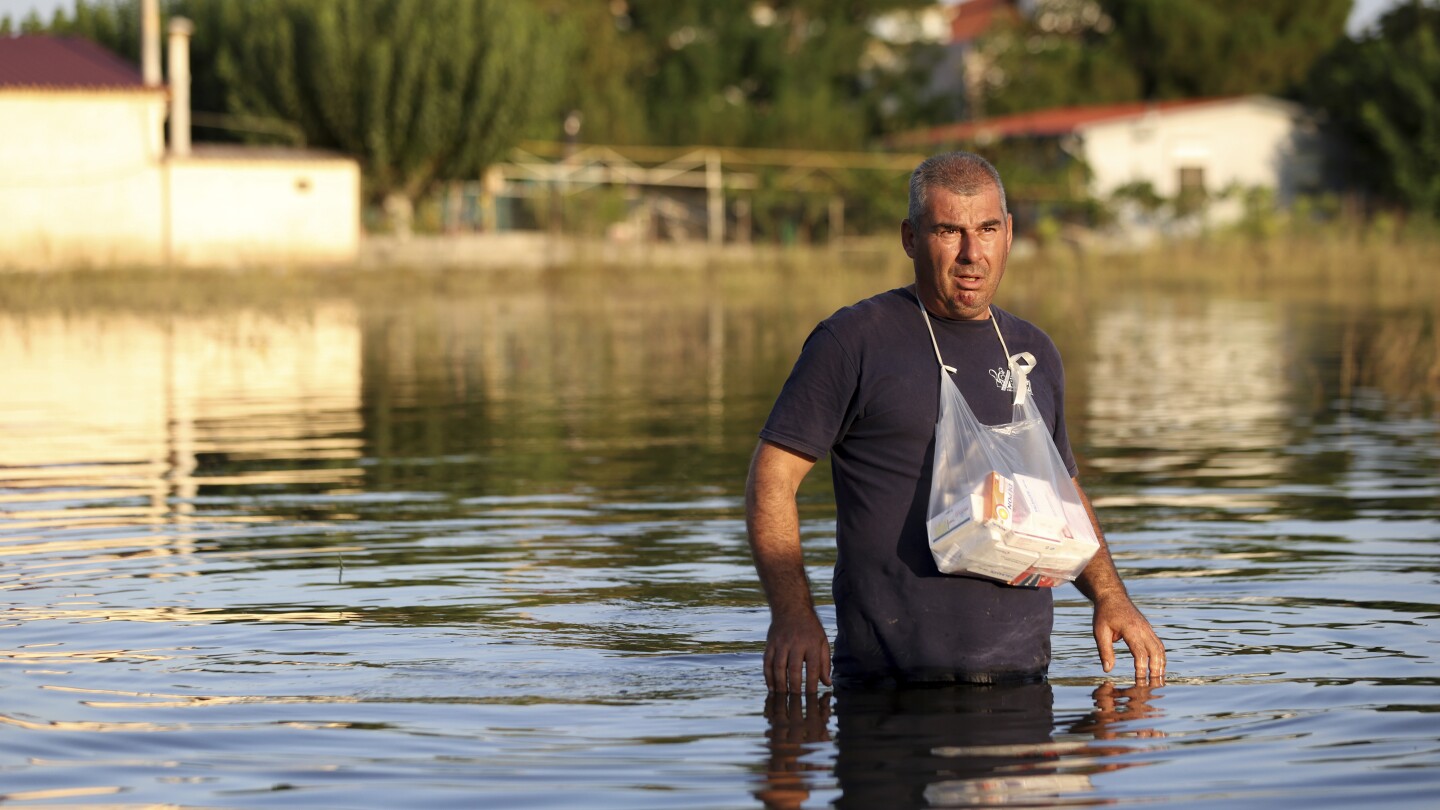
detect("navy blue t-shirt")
[760,286,1077,683]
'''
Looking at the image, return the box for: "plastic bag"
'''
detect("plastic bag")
[921,304,1099,587]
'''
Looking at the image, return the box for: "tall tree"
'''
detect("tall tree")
[533,1,650,147]
[580,0,930,149]
[969,5,1141,117]
[1099,0,1352,99]
[1305,1,1440,216]
[28,0,142,57]
[192,0,565,205]
[21,0,566,207]
[973,0,1353,116]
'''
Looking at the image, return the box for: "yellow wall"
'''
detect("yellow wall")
[0,91,360,270]
[0,91,168,268]
[0,305,362,469]
[167,152,361,268]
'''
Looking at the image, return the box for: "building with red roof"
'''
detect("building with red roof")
[950,0,1021,43]
[0,35,156,90]
[893,95,1332,224]
[0,28,359,269]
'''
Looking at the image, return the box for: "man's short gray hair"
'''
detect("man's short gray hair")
[907,151,1009,223]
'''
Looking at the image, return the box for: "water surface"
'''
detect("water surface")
[1,265,1436,808]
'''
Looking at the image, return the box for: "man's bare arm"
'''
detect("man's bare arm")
[1072,478,1166,683]
[746,439,830,694]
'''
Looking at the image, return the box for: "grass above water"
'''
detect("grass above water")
[3,234,1436,408]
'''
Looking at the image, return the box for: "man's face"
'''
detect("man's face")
[901,183,1013,321]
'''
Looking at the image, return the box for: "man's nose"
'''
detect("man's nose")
[958,233,977,263]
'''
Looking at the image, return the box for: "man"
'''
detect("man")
[746,151,1165,693]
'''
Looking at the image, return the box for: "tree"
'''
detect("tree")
[533,0,651,147]
[560,0,931,150]
[972,0,1352,116]
[192,0,565,206]
[1305,1,1440,216]
[0,1,137,57]
[969,8,1141,117]
[1100,0,1351,99]
[21,1,567,208]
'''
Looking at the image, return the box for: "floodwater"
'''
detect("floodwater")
[1,264,1437,808]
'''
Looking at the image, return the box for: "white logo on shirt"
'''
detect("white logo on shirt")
[989,367,1014,392]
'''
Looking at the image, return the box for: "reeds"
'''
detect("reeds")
[2,233,1435,408]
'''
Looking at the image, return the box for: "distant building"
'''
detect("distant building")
[0,29,359,270]
[892,95,1333,225]
[867,1,1022,121]
[942,0,1023,119]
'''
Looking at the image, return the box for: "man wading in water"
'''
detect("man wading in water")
[746,151,1165,693]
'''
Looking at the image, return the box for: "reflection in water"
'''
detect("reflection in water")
[0,270,1435,808]
[757,682,1165,809]
[1085,297,1289,480]
[0,308,362,556]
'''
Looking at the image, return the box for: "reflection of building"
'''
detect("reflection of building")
[1084,298,1290,481]
[0,13,359,269]
[0,306,363,522]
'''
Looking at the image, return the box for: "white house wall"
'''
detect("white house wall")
[0,91,168,269]
[166,154,360,268]
[0,92,360,270]
[1080,98,1322,205]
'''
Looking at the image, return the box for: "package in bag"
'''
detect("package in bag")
[919,303,1099,587]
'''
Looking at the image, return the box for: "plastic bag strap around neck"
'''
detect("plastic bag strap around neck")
[918,297,1035,405]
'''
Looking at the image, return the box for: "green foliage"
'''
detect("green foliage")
[0,1,137,58]
[21,1,566,206]
[975,0,1351,116]
[531,1,650,146]
[971,11,1141,117]
[1236,185,1282,242]
[1110,181,1164,213]
[189,0,566,204]
[542,0,933,149]
[1100,0,1351,98]
[1305,1,1440,217]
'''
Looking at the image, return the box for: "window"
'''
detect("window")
[1178,166,1205,195]
[1176,166,1206,215]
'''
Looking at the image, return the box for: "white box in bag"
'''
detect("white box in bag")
[926,471,1099,587]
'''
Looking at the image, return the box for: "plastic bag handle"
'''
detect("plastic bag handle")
[918,297,1035,405]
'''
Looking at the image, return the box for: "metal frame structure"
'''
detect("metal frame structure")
[490,141,928,244]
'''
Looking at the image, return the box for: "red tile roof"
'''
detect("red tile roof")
[0,36,153,90]
[891,98,1229,147]
[950,0,1020,43]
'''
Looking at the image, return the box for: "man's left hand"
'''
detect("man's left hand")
[1093,597,1166,683]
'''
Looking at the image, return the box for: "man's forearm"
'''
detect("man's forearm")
[1071,476,1166,680]
[746,443,818,619]
[747,440,831,692]
[1072,477,1131,605]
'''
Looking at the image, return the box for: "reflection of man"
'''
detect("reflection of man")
[754,682,1164,809]
[746,151,1165,693]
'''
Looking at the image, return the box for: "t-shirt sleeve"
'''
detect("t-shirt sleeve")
[758,323,859,461]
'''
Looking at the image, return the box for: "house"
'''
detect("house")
[865,1,1022,121]
[0,17,359,270]
[892,95,1333,225]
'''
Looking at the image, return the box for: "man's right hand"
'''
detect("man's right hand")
[747,439,827,694]
[764,611,831,694]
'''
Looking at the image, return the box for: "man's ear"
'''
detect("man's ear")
[1005,213,1014,252]
[901,219,917,259]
